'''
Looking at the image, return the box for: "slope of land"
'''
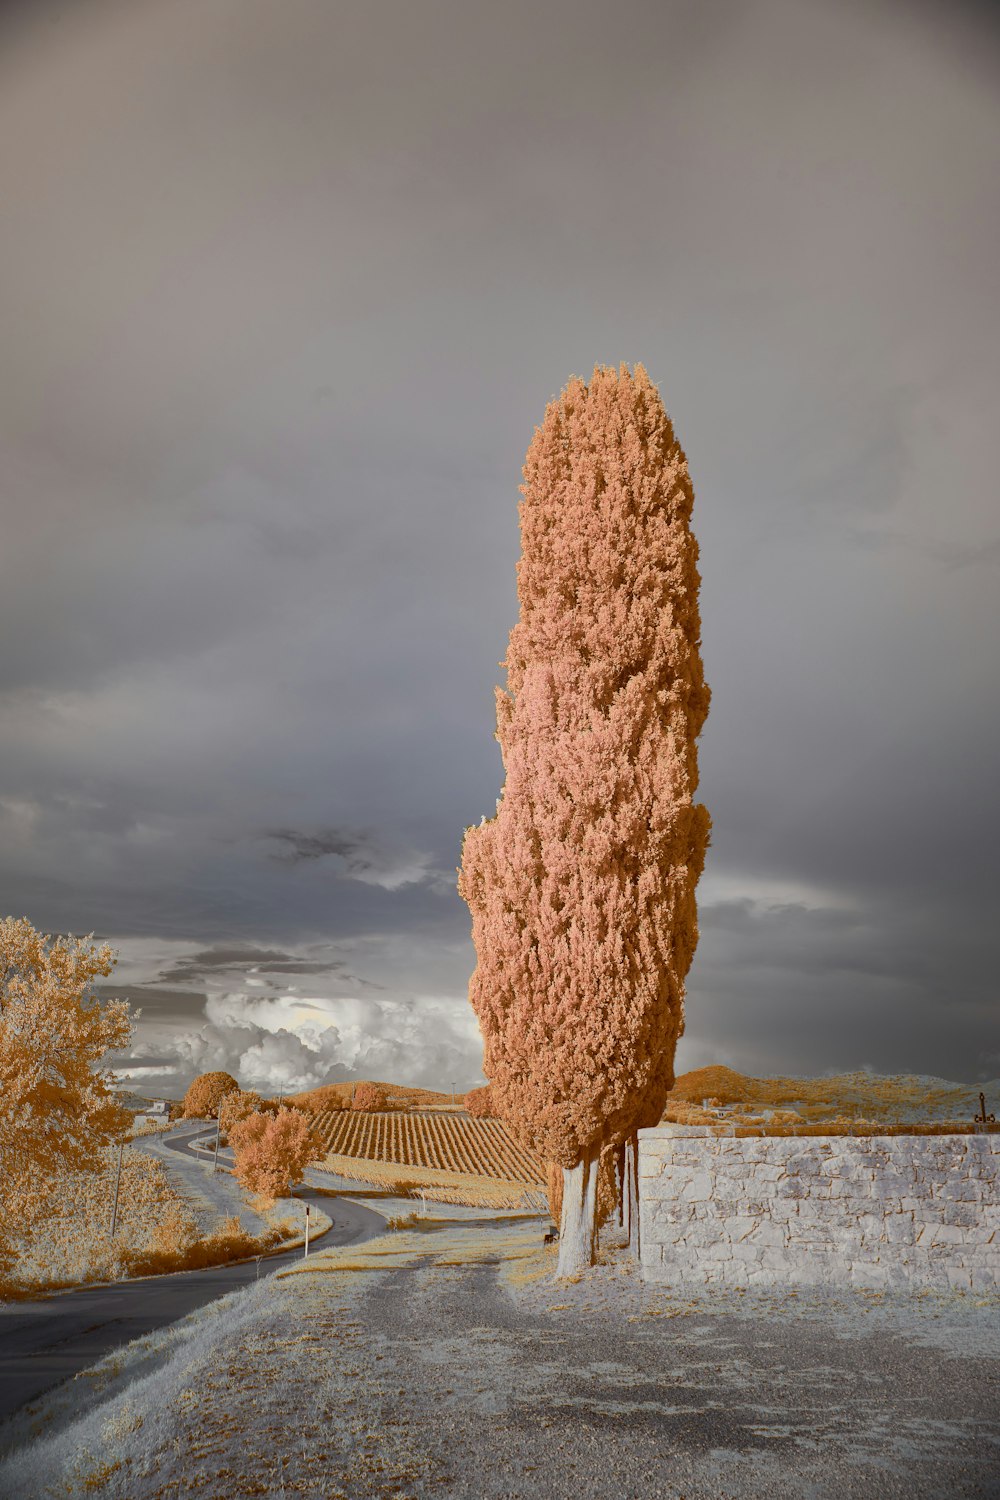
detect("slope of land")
[287,1080,458,1112]
[309,1111,546,1208]
[664,1066,1000,1128]
[3,1218,996,1500]
[296,1070,997,1201]
[311,1109,545,1181]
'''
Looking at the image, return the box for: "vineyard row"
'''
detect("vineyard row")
[310,1110,546,1185]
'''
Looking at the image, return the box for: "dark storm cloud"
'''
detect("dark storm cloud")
[689,895,997,1085]
[152,944,381,988]
[264,830,377,869]
[260,827,450,893]
[92,985,208,1023]
[0,0,997,1089]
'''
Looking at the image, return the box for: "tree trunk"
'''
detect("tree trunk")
[616,1141,626,1228]
[556,1155,599,1277]
[624,1131,640,1259]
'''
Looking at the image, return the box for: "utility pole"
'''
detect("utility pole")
[304,1202,310,1258]
[213,1110,222,1172]
[109,1138,125,1240]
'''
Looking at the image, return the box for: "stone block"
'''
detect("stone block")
[926,1223,967,1247]
[793,1224,837,1246]
[871,1174,914,1196]
[737,1199,769,1216]
[938,1201,983,1228]
[680,1170,710,1206]
[747,1219,786,1249]
[784,1154,821,1178]
[880,1214,915,1245]
[712,1198,742,1218]
[755,1163,784,1182]
[934,1178,982,1202]
[896,1195,927,1213]
[728,1236,767,1260]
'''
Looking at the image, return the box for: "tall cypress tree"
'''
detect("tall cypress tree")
[458,363,710,1275]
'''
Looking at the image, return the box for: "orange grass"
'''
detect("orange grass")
[3,1148,284,1297]
[314,1151,547,1210]
[663,1065,998,1131]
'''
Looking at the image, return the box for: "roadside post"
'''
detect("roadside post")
[213,1111,222,1172]
[304,1202,310,1258]
[109,1138,125,1240]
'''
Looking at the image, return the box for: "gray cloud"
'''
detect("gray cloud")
[0,0,996,1090]
[261,827,454,894]
[152,945,369,987]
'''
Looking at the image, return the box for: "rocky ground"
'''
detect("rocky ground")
[0,1216,997,1500]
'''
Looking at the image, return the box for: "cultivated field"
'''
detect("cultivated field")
[309,1109,547,1208]
[311,1109,545,1181]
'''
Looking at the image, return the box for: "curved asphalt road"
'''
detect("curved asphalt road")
[0,1130,386,1434]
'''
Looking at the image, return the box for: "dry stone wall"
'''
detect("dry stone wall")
[639,1125,999,1292]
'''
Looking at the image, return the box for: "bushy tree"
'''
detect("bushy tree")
[351,1082,387,1112]
[458,364,711,1275]
[229,1107,321,1203]
[463,1085,495,1119]
[218,1089,264,1133]
[181,1070,240,1120]
[0,915,132,1279]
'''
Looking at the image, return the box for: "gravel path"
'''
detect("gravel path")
[2,1219,997,1499]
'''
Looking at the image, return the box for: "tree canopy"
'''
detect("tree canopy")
[0,915,132,1278]
[181,1070,241,1120]
[229,1107,320,1203]
[458,364,710,1272]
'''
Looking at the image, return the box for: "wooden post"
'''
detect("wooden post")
[109,1138,124,1240]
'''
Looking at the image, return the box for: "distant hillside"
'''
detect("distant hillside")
[283,1068,997,1131]
[284,1079,458,1112]
[666,1066,999,1126]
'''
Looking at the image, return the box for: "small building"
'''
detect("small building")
[132,1098,172,1129]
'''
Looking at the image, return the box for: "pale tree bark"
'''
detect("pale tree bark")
[557,1155,599,1277]
[624,1132,640,1259]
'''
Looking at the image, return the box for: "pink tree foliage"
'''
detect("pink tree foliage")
[351,1081,388,1112]
[458,363,710,1275]
[229,1107,320,1204]
[463,1085,495,1119]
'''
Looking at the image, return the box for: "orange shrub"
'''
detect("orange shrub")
[181,1071,240,1120]
[351,1082,387,1112]
[219,1089,264,1132]
[122,1214,281,1278]
[229,1108,322,1204]
[464,1085,494,1119]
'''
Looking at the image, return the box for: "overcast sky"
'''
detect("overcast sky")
[1,0,997,1099]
